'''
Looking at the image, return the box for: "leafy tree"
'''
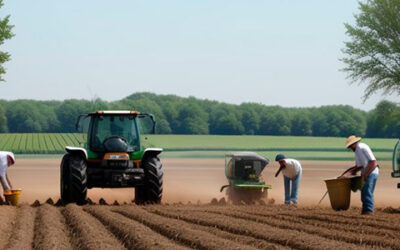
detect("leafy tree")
[7,102,44,132]
[0,0,13,81]
[366,100,400,138]
[0,105,7,132]
[311,106,366,137]
[160,101,180,134]
[275,112,291,135]
[115,97,171,134]
[176,104,208,134]
[342,0,400,100]
[209,104,244,135]
[258,108,291,136]
[291,112,312,136]
[240,103,261,135]
[56,100,94,132]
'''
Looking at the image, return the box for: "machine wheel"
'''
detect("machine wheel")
[60,153,87,205]
[135,157,163,204]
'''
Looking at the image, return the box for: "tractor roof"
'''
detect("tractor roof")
[226,152,269,165]
[88,110,139,115]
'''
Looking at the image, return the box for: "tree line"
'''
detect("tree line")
[0,93,398,138]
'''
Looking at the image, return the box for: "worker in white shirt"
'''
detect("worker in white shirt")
[0,152,14,197]
[275,154,302,205]
[344,136,379,215]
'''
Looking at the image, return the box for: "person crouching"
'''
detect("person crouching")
[275,154,302,205]
[0,152,14,203]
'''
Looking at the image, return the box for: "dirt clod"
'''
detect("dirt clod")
[31,200,41,207]
[99,198,108,205]
[382,206,400,214]
[218,198,227,205]
[86,198,95,205]
[55,199,62,206]
[45,198,54,205]
[258,200,266,205]
[113,200,120,206]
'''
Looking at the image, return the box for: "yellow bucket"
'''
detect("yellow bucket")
[324,178,351,211]
[4,189,21,206]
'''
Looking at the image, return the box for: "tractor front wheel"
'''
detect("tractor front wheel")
[60,154,88,205]
[135,157,163,204]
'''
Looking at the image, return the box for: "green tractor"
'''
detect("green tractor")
[60,110,163,205]
[391,138,400,188]
[220,152,271,204]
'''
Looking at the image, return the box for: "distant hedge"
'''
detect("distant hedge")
[0,93,398,138]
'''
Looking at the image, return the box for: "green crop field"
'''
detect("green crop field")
[0,134,397,161]
[0,133,85,154]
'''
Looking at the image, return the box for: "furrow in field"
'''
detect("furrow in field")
[84,206,190,250]
[141,206,289,250]
[196,205,399,238]
[0,206,17,249]
[296,208,393,223]
[190,206,398,249]
[146,206,361,250]
[5,205,36,250]
[282,212,400,234]
[232,205,400,233]
[62,204,126,250]
[113,205,256,250]
[32,204,73,250]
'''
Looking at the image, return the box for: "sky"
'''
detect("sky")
[0,0,397,111]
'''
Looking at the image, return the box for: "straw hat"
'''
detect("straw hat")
[345,135,361,148]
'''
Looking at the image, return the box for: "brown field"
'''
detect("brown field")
[0,203,398,249]
[8,158,400,207]
[3,158,400,249]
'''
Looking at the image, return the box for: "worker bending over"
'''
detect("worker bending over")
[345,136,379,215]
[0,152,14,196]
[275,154,302,205]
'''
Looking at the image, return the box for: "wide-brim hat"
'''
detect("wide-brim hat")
[345,135,362,148]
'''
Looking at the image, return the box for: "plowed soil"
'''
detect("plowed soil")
[8,159,400,207]
[0,203,398,250]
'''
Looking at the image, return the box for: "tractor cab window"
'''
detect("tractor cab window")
[90,115,139,152]
[235,160,260,181]
[137,114,156,134]
[76,115,91,133]
[225,158,233,179]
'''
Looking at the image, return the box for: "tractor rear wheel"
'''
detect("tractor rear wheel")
[135,157,163,204]
[60,154,87,205]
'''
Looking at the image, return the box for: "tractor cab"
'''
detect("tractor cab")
[77,111,155,154]
[225,152,268,182]
[392,139,400,188]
